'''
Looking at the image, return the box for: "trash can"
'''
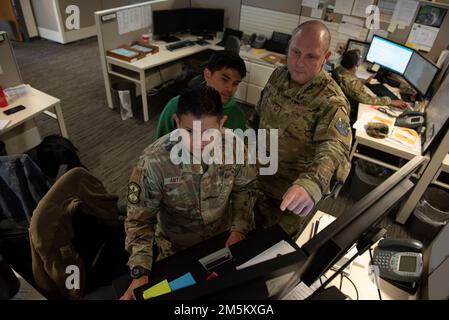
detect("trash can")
[410,187,449,242]
[111,81,136,120]
[348,160,393,200]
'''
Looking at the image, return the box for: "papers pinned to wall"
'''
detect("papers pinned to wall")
[406,23,439,52]
[351,0,375,17]
[302,0,319,9]
[367,28,389,42]
[117,5,152,35]
[338,23,363,38]
[391,0,419,28]
[334,0,354,15]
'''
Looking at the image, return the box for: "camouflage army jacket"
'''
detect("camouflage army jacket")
[125,131,258,271]
[334,65,391,106]
[253,66,352,204]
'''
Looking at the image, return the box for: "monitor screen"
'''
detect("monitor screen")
[187,8,224,33]
[404,51,439,97]
[153,9,187,36]
[422,71,449,154]
[346,39,370,61]
[366,36,413,74]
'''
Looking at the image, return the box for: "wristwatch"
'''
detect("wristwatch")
[130,266,149,279]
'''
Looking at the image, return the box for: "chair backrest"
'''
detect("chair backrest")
[224,35,240,54]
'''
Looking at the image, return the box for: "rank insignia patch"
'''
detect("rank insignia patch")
[127,182,141,204]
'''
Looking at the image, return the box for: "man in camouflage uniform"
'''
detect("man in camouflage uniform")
[121,86,258,299]
[251,21,352,238]
[334,49,407,109]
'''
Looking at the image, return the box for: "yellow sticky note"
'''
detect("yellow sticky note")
[405,42,415,48]
[387,22,397,33]
[253,49,266,54]
[142,279,171,300]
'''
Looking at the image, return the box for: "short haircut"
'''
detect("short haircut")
[177,85,223,119]
[291,20,331,52]
[341,49,361,69]
[206,50,247,79]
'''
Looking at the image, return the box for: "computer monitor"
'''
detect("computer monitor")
[366,35,414,75]
[297,155,424,287]
[187,8,224,35]
[345,39,370,61]
[422,71,449,154]
[140,155,424,300]
[404,51,439,97]
[152,9,188,42]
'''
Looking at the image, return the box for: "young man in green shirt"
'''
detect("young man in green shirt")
[155,50,247,139]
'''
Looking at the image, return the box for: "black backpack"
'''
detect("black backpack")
[34,135,84,179]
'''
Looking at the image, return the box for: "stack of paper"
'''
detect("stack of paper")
[236,240,296,270]
[0,119,11,131]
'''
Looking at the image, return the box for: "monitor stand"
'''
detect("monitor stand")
[191,31,215,40]
[159,35,180,43]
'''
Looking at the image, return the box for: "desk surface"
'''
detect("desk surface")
[296,211,417,300]
[355,104,423,159]
[0,87,60,134]
[107,35,222,71]
[106,34,285,71]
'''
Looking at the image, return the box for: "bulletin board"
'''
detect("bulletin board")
[298,0,449,63]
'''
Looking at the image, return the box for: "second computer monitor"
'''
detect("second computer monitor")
[346,39,370,61]
[404,51,439,97]
[188,8,224,34]
[153,9,187,41]
[367,35,413,75]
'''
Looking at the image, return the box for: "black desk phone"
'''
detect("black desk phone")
[395,110,425,129]
[373,238,423,283]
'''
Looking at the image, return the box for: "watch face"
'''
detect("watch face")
[131,267,145,278]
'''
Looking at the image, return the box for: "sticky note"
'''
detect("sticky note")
[253,49,266,54]
[142,279,171,300]
[169,272,196,291]
[387,22,397,33]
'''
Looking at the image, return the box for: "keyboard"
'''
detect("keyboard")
[166,40,195,51]
[195,39,209,46]
[366,83,399,100]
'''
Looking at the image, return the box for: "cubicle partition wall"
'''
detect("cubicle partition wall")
[95,0,187,114]
[0,32,22,88]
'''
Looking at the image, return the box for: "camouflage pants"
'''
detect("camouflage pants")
[254,194,312,241]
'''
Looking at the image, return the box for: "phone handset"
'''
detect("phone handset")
[377,238,423,253]
[373,238,423,283]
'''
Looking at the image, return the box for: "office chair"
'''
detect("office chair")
[224,35,241,54]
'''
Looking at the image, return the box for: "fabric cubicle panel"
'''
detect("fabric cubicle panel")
[0,32,22,88]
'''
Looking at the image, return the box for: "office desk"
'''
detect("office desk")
[106,35,222,122]
[113,225,306,300]
[0,87,69,139]
[350,103,427,170]
[295,211,417,300]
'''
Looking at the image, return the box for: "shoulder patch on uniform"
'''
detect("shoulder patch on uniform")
[127,182,141,204]
[336,117,350,137]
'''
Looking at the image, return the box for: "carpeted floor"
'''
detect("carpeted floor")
[12,36,171,203]
[12,36,415,241]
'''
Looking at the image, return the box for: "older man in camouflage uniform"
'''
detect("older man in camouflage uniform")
[121,86,258,299]
[251,21,352,238]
